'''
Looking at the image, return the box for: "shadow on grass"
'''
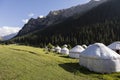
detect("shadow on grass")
[9,48,39,55]
[59,63,120,80]
[59,63,97,75]
[116,75,120,78]
[59,55,76,59]
[59,55,70,58]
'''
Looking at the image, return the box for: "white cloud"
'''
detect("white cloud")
[22,19,29,23]
[28,13,34,17]
[0,26,21,36]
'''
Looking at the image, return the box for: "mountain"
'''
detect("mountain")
[2,33,17,41]
[9,0,120,47]
[0,37,3,41]
[17,0,107,36]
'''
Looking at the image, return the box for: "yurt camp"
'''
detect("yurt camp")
[108,41,120,54]
[61,45,69,55]
[69,45,85,58]
[55,46,61,53]
[79,43,120,73]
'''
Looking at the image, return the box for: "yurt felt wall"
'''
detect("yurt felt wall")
[61,47,69,55]
[69,45,85,58]
[79,43,120,73]
[55,46,61,53]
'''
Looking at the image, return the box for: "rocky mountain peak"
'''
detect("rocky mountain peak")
[17,0,108,36]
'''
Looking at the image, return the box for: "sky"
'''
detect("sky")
[0,0,90,36]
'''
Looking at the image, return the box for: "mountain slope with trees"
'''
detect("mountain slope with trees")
[17,0,106,36]
[9,0,120,47]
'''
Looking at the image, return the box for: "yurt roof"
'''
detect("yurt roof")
[82,44,87,48]
[61,47,69,51]
[108,41,120,50]
[55,46,61,49]
[80,43,120,59]
[63,44,67,47]
[70,45,85,53]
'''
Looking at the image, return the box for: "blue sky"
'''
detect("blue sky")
[0,0,90,36]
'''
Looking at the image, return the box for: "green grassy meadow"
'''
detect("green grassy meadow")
[0,44,120,80]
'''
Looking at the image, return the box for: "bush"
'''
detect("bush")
[47,43,54,52]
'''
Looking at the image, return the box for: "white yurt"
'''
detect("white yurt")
[51,46,55,52]
[82,44,87,49]
[79,43,120,73]
[108,41,120,54]
[61,47,69,55]
[63,44,67,47]
[69,45,85,58]
[45,46,48,50]
[55,46,61,53]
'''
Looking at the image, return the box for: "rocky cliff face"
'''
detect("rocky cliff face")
[47,0,107,18]
[17,0,107,36]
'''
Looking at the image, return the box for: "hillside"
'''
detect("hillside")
[0,37,3,41]
[16,0,106,36]
[2,33,17,41]
[10,0,120,47]
[0,44,120,80]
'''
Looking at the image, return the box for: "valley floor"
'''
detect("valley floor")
[0,44,119,80]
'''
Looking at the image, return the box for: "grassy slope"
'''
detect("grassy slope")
[0,45,120,80]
